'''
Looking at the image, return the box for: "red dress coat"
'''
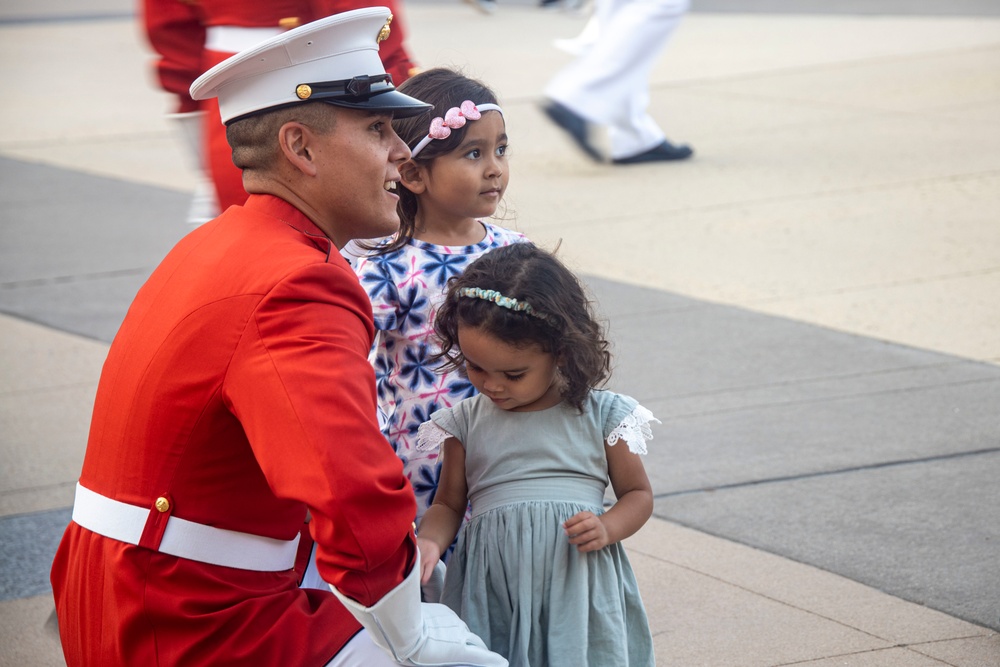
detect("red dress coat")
[51,195,417,666]
[142,0,418,210]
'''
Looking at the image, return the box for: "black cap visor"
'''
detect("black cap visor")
[302,74,430,118]
[321,88,431,118]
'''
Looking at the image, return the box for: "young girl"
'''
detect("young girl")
[350,68,530,525]
[415,243,658,666]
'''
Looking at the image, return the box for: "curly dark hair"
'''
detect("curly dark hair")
[368,67,504,255]
[434,243,611,412]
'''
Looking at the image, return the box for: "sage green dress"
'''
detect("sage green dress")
[418,390,658,667]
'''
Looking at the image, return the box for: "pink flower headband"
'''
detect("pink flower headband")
[409,100,504,157]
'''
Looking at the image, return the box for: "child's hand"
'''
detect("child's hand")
[564,511,610,553]
[417,536,444,584]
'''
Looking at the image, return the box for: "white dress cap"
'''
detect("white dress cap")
[190,7,430,124]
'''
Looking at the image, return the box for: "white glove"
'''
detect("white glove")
[421,558,447,604]
[330,551,507,667]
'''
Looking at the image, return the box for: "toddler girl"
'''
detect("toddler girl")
[351,68,529,524]
[415,243,658,666]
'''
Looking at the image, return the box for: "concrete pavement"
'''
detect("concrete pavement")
[2,0,998,664]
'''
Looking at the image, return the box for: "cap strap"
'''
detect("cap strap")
[295,73,394,102]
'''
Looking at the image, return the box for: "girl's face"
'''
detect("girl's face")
[457,324,561,412]
[416,110,509,226]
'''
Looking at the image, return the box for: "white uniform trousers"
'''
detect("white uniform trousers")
[545,0,689,159]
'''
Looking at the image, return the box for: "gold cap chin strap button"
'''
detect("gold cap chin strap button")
[296,84,312,100]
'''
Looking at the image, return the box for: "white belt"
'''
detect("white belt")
[206,26,286,53]
[71,483,299,572]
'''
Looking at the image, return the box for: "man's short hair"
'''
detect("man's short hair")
[227,102,338,173]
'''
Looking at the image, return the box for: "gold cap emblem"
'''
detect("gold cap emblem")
[378,15,393,43]
[155,497,170,513]
[296,84,312,100]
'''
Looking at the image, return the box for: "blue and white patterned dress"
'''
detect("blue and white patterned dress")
[353,222,529,523]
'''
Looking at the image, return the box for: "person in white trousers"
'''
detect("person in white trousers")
[543,0,693,164]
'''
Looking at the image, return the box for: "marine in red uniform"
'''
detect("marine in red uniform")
[142,0,420,215]
[51,10,503,667]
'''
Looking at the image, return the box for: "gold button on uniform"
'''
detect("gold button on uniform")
[155,497,170,513]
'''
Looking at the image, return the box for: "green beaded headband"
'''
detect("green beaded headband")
[458,287,545,320]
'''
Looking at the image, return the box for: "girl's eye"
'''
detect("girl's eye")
[504,372,525,381]
[496,144,508,157]
[466,363,482,374]
[465,148,482,159]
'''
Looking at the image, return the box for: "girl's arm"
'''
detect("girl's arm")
[416,437,469,583]
[564,437,653,553]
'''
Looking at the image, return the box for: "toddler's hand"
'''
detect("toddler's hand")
[564,511,610,553]
[417,537,444,584]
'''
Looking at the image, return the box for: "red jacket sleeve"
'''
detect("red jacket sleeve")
[142,0,206,113]
[224,261,416,605]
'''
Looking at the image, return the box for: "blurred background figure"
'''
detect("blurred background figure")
[462,0,499,15]
[464,0,584,17]
[141,0,420,223]
[552,9,598,55]
[539,0,585,12]
[542,0,693,164]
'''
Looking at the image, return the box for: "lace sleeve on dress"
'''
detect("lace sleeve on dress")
[606,405,661,455]
[416,421,453,452]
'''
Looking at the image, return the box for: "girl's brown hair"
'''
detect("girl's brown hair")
[434,244,611,412]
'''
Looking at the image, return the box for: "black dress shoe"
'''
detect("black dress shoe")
[541,101,603,162]
[612,140,693,164]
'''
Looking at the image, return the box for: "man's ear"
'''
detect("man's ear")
[277,122,318,177]
[399,160,426,194]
